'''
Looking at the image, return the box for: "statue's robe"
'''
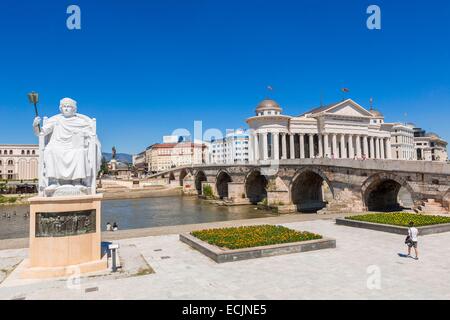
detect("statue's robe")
[42,113,101,181]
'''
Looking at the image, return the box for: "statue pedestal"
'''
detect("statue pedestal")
[21,194,107,279]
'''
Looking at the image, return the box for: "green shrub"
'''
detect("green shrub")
[202,184,214,198]
[191,225,322,250]
[346,212,450,227]
[7,197,17,203]
[259,197,268,206]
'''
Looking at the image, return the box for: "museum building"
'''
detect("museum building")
[245,98,448,162]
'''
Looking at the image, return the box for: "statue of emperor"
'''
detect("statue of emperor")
[33,97,102,197]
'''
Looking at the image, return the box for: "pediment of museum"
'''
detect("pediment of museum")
[325,100,373,118]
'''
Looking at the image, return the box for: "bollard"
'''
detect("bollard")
[108,243,120,272]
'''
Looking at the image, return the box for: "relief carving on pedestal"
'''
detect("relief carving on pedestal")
[35,210,96,237]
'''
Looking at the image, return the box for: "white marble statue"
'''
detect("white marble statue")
[33,97,102,197]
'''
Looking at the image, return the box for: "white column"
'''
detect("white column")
[248,133,254,163]
[309,134,314,158]
[318,134,323,158]
[281,133,287,160]
[375,138,380,159]
[332,134,338,158]
[262,133,268,160]
[273,132,279,160]
[380,138,385,159]
[363,136,369,158]
[324,134,330,158]
[369,137,375,159]
[355,135,362,158]
[254,133,259,161]
[340,134,347,159]
[348,135,354,159]
[386,138,392,159]
[289,134,295,159]
[300,134,305,159]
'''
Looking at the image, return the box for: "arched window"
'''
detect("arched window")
[0,160,2,165]
[9,150,13,155]
[32,150,35,155]
[27,150,30,155]
[21,150,25,155]
[7,160,13,165]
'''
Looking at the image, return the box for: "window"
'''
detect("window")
[27,150,30,155]
[7,160,13,165]
[32,150,35,155]
[9,150,12,155]
[21,150,25,155]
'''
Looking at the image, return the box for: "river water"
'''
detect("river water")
[0,196,276,240]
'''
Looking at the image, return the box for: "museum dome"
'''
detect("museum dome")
[255,99,282,115]
[369,109,383,117]
[426,132,440,138]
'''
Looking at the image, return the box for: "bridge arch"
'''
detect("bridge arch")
[361,173,416,212]
[179,169,188,186]
[216,170,232,199]
[195,170,207,195]
[290,168,334,213]
[245,169,268,204]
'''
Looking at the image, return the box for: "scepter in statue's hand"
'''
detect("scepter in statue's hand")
[28,91,40,133]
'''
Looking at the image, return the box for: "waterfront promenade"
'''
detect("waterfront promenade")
[1,216,450,299]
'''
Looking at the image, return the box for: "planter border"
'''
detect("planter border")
[336,218,450,235]
[180,233,336,263]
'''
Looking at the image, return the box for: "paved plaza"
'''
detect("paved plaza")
[1,218,450,300]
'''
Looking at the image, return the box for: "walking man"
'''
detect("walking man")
[406,221,419,260]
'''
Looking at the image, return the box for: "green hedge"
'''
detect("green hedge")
[0,195,17,204]
[346,212,450,227]
[191,225,322,250]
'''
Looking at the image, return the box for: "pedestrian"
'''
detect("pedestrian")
[106,222,112,231]
[112,222,118,231]
[405,221,419,260]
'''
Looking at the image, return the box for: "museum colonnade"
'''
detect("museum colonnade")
[248,132,392,162]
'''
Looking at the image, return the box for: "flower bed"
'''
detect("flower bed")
[191,225,322,250]
[346,212,450,227]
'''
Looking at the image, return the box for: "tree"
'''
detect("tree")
[99,156,109,175]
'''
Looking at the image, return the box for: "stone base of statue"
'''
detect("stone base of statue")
[21,194,107,279]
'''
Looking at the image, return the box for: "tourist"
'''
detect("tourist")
[106,222,112,231]
[113,222,119,231]
[405,221,419,260]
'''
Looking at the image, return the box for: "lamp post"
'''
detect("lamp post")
[27,91,40,132]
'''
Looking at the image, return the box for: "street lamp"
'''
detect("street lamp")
[27,91,40,132]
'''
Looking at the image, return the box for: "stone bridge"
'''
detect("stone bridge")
[148,159,450,214]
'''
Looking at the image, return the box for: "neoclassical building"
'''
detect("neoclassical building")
[246,98,447,162]
[0,144,39,180]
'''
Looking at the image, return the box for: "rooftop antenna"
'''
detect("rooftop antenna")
[369,97,374,111]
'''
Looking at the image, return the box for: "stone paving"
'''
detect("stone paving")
[0,219,449,300]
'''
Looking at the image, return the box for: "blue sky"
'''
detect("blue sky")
[0,0,449,154]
